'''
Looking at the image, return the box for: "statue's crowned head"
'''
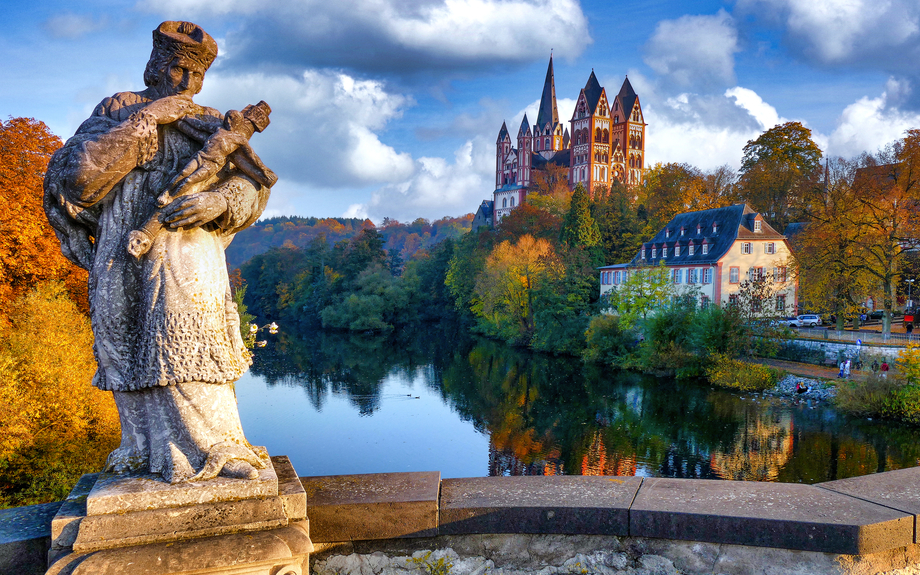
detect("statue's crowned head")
[143,21,218,90]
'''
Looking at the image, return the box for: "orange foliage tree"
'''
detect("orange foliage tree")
[0,117,87,316]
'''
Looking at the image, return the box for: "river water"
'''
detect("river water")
[235,327,920,482]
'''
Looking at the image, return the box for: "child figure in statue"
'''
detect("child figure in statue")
[43,21,273,483]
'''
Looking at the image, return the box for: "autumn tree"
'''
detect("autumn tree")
[591,182,643,265]
[527,163,572,217]
[738,121,822,230]
[793,158,873,330]
[0,117,86,316]
[605,263,676,326]
[473,235,560,342]
[0,282,120,506]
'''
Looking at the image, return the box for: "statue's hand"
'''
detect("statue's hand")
[161,192,229,229]
[143,95,196,125]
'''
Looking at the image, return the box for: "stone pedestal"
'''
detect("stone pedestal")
[45,454,313,575]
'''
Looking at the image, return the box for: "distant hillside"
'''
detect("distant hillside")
[226,214,474,268]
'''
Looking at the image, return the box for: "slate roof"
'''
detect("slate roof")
[518,114,531,136]
[536,56,559,129]
[624,204,785,266]
[497,121,510,143]
[617,77,638,118]
[532,150,571,169]
[583,71,603,113]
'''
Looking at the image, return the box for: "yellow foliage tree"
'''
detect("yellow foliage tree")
[473,235,560,339]
[0,282,119,507]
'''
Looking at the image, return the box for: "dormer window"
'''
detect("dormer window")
[688,243,695,256]
[651,247,657,258]
[665,229,671,238]
[712,223,718,234]
[702,242,709,255]
[641,247,646,259]
[680,227,685,236]
[696,224,702,234]
[754,220,762,233]
[662,246,668,259]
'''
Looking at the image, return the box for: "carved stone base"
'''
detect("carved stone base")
[46,455,312,575]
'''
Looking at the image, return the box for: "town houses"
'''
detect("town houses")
[599,204,797,314]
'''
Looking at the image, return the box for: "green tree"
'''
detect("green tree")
[560,183,601,250]
[738,121,822,230]
[605,263,674,326]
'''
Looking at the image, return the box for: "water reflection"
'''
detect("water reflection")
[242,327,920,482]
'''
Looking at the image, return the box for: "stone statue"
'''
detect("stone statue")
[43,21,275,484]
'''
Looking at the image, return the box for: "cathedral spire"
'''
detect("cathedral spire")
[536,55,559,129]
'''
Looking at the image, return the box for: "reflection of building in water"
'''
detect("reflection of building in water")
[709,416,794,481]
[581,430,637,476]
[488,442,564,476]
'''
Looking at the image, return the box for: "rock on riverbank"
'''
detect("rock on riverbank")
[767,374,837,402]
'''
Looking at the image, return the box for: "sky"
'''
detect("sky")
[3,1,920,223]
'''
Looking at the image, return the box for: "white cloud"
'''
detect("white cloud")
[198,69,414,189]
[140,0,591,73]
[735,0,920,75]
[826,85,920,157]
[724,87,785,130]
[354,135,495,222]
[643,10,740,92]
[43,13,108,39]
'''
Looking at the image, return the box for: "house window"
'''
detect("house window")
[503,198,507,208]
[696,224,702,234]
[662,246,667,259]
[651,248,657,258]
[776,294,786,313]
[729,267,740,283]
[774,266,787,282]
[752,299,762,313]
[688,269,699,284]
[614,271,621,284]
[741,242,752,254]
[754,220,762,233]
[701,296,711,308]
[729,294,739,307]
[688,244,695,256]
[510,197,515,207]
[749,267,764,280]
[641,248,646,259]
[673,269,682,284]
[703,269,712,284]
[666,229,671,238]
[702,243,709,255]
[765,242,775,254]
[713,223,718,234]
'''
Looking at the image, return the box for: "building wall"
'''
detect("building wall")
[718,239,797,314]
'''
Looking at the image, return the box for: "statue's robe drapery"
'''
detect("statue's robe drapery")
[44,91,270,482]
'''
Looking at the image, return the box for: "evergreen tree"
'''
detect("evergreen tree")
[560,184,601,249]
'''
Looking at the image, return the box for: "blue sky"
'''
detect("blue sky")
[3,0,919,222]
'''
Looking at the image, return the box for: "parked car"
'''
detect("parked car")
[868,310,885,320]
[796,314,822,327]
[771,317,800,327]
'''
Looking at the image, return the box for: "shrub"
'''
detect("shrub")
[582,314,638,366]
[835,373,905,417]
[705,354,783,391]
[898,343,920,385]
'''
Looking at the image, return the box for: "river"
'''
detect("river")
[234,326,920,482]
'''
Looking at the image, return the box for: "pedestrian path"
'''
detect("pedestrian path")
[754,358,878,382]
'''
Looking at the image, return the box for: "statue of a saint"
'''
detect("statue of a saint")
[43,21,274,484]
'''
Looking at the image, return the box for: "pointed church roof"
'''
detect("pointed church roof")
[583,70,603,113]
[617,76,639,118]
[536,55,559,128]
[497,121,510,143]
[518,114,531,136]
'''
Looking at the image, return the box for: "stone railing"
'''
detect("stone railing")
[5,467,920,574]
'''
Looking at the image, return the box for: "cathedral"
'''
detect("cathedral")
[488,56,647,224]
